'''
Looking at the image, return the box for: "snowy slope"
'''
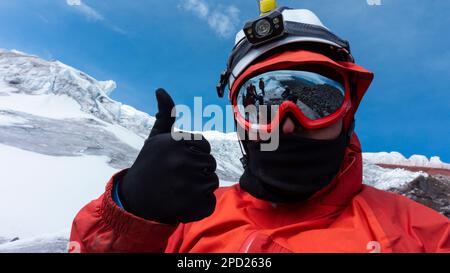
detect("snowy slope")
[0,144,116,238]
[0,49,448,252]
[0,230,69,253]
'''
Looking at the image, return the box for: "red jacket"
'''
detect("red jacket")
[69,135,450,253]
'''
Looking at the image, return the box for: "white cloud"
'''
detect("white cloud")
[66,0,104,21]
[65,0,126,35]
[66,0,81,5]
[180,0,240,38]
[182,0,209,18]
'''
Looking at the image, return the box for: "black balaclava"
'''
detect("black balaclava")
[239,130,348,203]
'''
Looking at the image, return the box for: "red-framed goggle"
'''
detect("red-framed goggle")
[230,50,374,133]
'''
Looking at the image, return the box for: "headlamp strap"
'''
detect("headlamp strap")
[216,69,230,98]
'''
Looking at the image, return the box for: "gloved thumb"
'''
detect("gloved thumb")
[149,88,176,138]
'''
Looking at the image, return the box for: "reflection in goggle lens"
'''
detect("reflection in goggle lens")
[237,70,345,124]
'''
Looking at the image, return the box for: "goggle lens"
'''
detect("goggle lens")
[236,70,345,125]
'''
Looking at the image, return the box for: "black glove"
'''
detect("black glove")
[118,89,219,224]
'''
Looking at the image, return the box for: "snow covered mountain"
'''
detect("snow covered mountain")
[0,49,155,138]
[364,152,450,170]
[0,49,448,252]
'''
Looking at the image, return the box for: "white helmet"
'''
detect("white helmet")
[217,7,353,97]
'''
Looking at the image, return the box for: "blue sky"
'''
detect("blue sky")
[0,0,449,161]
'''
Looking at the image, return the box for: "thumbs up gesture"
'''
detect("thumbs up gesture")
[119,89,219,224]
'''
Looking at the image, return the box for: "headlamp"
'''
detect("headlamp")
[216,7,354,98]
[243,9,285,45]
